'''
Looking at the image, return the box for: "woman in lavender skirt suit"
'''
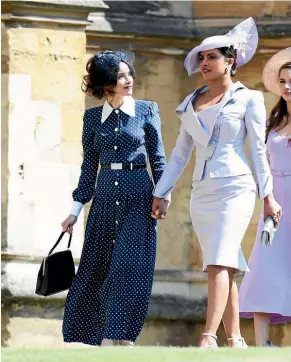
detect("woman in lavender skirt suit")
[151,18,282,349]
[239,48,291,346]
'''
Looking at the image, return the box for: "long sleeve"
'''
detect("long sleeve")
[245,91,273,199]
[266,146,271,165]
[145,102,168,185]
[154,122,195,198]
[70,110,100,216]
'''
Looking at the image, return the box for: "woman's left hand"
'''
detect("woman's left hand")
[151,196,170,220]
[263,194,282,227]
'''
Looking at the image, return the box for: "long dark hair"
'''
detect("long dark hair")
[266,61,291,141]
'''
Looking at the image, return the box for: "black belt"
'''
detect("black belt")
[101,163,146,170]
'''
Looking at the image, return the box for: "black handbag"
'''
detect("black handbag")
[35,231,75,296]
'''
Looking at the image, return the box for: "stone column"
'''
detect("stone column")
[1,0,107,346]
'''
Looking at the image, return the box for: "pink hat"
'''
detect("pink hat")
[262,47,291,96]
[184,17,258,76]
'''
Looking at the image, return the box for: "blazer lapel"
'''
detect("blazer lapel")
[219,81,247,110]
[176,85,212,147]
[175,82,247,147]
[176,85,208,115]
[176,93,195,114]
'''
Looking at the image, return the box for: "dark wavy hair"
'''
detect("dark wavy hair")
[266,61,291,141]
[82,57,135,99]
[219,46,238,77]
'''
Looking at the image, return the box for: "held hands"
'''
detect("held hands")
[264,194,282,227]
[61,214,78,234]
[151,196,170,220]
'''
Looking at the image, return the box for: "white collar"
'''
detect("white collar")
[101,96,135,123]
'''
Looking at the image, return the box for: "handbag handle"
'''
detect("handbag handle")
[48,231,72,256]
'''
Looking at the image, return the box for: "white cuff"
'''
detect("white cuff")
[259,174,273,200]
[70,201,84,217]
[164,193,171,204]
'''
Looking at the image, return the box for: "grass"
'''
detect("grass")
[2,347,291,362]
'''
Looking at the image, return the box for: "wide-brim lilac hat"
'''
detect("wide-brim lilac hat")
[184,17,258,76]
[262,47,291,96]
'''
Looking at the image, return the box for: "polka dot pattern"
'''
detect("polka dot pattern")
[62,100,167,345]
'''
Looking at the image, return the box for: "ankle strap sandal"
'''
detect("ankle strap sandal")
[202,333,218,340]
[199,333,218,349]
[227,336,248,348]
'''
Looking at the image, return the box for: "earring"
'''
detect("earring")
[224,67,228,74]
[231,67,237,77]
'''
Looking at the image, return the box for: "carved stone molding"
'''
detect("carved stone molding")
[86,31,291,58]
[88,10,291,39]
[1,0,108,29]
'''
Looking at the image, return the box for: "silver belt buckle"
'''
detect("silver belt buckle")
[111,163,122,170]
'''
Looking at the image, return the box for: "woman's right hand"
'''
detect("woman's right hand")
[263,194,282,227]
[61,215,78,234]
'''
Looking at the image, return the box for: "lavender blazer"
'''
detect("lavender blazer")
[154,81,272,199]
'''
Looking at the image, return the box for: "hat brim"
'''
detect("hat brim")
[262,47,291,97]
[184,17,258,76]
[184,39,235,75]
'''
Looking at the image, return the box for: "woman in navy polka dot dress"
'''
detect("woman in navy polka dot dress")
[61,50,170,347]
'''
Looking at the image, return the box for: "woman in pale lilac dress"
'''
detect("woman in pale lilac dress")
[239,48,291,346]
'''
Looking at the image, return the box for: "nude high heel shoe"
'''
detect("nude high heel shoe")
[227,336,248,348]
[199,333,219,349]
[119,340,134,347]
[265,340,276,347]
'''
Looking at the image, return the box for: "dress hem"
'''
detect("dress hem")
[63,334,137,346]
[240,311,291,324]
[203,262,249,274]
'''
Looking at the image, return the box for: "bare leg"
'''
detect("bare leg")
[198,265,230,347]
[101,338,114,346]
[254,313,270,346]
[222,269,242,346]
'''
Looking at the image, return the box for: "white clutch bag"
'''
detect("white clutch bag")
[261,216,276,247]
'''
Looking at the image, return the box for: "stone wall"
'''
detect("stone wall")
[1,0,107,346]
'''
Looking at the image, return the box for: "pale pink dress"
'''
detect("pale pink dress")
[239,129,291,324]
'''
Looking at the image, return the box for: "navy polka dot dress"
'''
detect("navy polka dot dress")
[62,100,167,345]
